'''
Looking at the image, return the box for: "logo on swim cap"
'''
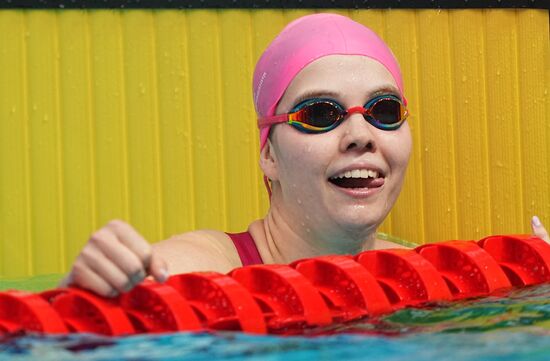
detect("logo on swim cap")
[254,71,267,113]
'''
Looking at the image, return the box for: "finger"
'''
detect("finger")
[69,262,119,298]
[105,220,153,268]
[80,246,135,294]
[89,229,146,282]
[149,253,169,283]
[531,216,550,243]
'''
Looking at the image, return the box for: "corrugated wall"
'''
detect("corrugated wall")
[0,9,548,277]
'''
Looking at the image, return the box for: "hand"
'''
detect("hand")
[531,216,550,244]
[61,220,169,297]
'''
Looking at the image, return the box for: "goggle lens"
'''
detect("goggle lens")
[370,98,402,127]
[296,101,344,129]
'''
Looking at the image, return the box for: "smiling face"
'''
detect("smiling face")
[260,55,412,247]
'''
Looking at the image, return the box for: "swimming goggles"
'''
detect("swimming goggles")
[258,94,408,133]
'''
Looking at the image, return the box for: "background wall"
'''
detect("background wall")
[0,8,548,277]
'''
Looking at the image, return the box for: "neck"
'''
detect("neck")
[249,200,378,264]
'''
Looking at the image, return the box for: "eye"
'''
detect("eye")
[371,98,401,125]
[302,102,342,128]
[291,97,331,112]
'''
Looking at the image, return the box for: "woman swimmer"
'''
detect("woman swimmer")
[60,13,550,298]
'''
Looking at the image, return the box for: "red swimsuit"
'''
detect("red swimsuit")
[226,231,264,266]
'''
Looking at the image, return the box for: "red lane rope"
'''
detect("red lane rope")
[1,234,549,336]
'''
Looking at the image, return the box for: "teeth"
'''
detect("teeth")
[331,169,379,180]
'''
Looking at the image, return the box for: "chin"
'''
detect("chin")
[334,213,382,235]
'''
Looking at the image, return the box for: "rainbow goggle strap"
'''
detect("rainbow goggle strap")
[258,94,409,134]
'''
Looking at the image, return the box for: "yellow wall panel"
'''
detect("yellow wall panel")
[0,9,548,277]
[26,11,65,274]
[122,11,164,242]
[485,10,524,234]
[155,11,195,237]
[58,11,96,268]
[449,10,491,240]
[89,11,130,226]
[187,10,226,230]
[516,10,550,229]
[417,10,458,242]
[0,11,32,276]
[218,10,259,231]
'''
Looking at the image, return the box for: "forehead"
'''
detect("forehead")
[279,55,399,109]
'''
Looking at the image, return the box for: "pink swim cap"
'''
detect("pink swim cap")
[253,13,406,150]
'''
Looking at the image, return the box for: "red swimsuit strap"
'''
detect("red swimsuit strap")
[226,231,264,266]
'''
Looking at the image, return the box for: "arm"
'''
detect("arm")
[61,220,241,297]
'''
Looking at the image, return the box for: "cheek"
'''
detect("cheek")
[382,127,412,172]
[274,131,332,183]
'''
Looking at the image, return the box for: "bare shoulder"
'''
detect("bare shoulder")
[153,230,242,275]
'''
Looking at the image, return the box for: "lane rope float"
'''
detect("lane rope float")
[1,234,549,336]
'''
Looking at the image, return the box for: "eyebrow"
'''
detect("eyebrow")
[370,86,401,99]
[293,86,402,107]
[293,90,341,105]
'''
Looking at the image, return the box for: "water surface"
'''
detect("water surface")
[0,283,548,361]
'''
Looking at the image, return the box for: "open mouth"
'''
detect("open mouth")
[328,169,385,189]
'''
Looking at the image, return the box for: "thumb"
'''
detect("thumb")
[149,253,170,283]
[531,216,549,243]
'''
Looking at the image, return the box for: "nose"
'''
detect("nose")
[338,112,377,153]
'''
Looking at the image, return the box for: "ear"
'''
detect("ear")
[259,139,279,181]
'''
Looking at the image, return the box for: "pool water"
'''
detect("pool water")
[0,277,548,361]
